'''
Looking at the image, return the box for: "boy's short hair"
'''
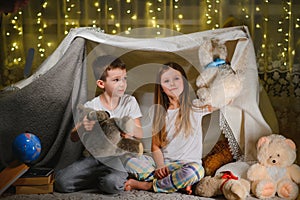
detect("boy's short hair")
[92,55,126,81]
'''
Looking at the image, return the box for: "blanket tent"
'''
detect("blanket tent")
[0,26,276,170]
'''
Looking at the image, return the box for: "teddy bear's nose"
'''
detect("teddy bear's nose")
[272,160,276,163]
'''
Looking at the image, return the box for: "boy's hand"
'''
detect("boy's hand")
[154,166,169,179]
[120,132,135,139]
[120,132,130,138]
[82,115,96,131]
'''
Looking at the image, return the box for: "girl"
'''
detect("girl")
[124,62,209,194]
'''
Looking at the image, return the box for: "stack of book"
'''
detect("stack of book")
[13,167,54,194]
[0,162,29,195]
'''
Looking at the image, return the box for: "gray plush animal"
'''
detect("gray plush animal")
[72,105,143,158]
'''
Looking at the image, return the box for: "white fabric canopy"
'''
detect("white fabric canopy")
[5,26,273,166]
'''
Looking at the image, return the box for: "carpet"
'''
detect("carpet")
[1,190,285,200]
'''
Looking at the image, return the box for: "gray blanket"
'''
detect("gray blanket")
[0,37,87,170]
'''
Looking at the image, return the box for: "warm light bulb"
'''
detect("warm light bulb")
[43,2,48,8]
[131,15,137,20]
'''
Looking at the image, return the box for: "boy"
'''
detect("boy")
[55,55,143,194]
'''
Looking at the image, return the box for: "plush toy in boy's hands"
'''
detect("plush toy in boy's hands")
[72,105,143,158]
[247,134,300,200]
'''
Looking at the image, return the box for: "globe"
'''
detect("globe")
[12,133,41,163]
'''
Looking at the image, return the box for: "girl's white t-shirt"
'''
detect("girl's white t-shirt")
[162,108,208,165]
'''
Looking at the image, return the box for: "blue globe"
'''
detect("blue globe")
[12,133,42,163]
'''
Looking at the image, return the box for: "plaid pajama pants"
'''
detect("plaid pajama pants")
[123,155,204,193]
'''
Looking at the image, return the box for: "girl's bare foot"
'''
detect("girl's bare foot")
[180,185,192,195]
[125,179,153,191]
[185,185,192,195]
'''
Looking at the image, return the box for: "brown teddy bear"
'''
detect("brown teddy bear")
[247,134,300,200]
[202,137,234,176]
[195,161,251,200]
[71,105,143,158]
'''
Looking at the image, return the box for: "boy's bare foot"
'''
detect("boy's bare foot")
[125,179,152,191]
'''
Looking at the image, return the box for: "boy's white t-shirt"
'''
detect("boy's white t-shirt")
[84,94,142,119]
[162,108,208,165]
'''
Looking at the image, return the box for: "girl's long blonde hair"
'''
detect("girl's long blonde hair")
[152,62,192,148]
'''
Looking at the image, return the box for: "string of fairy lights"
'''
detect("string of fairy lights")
[1,0,299,86]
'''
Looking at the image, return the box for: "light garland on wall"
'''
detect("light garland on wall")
[1,0,299,88]
[204,0,220,30]
[5,11,24,68]
[254,0,296,72]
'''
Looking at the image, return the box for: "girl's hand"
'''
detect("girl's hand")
[82,115,96,131]
[154,166,169,179]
